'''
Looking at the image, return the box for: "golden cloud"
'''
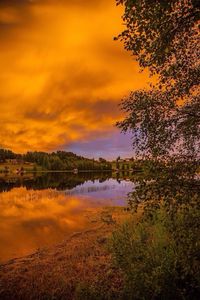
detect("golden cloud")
[0,0,150,153]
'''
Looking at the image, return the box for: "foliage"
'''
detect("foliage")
[0,148,17,162]
[127,158,200,213]
[113,1,200,299]
[75,282,118,300]
[116,0,200,160]
[116,0,200,97]
[0,148,112,171]
[115,0,200,221]
[110,207,200,299]
[115,0,200,217]
[117,90,200,159]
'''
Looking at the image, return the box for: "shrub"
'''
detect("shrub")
[110,207,200,300]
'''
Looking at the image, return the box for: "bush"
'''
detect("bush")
[110,207,200,300]
[75,282,120,300]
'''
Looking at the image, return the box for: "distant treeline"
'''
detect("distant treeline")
[0,149,112,171]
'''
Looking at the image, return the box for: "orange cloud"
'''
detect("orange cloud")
[0,0,150,153]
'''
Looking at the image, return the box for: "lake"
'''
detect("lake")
[0,172,134,262]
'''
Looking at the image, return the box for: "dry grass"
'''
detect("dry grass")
[0,207,131,300]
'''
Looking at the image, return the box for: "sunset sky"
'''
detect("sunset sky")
[0,0,150,159]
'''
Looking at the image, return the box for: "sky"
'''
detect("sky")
[0,0,150,159]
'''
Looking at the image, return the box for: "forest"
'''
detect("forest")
[0,148,112,171]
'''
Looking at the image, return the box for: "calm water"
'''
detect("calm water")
[0,172,134,262]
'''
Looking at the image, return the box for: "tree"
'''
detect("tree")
[112,1,200,298]
[117,90,200,159]
[116,0,200,162]
[49,155,65,170]
[116,0,199,97]
[99,157,106,163]
[42,155,51,170]
[0,148,17,162]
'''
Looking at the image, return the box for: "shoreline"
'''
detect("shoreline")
[0,207,131,299]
